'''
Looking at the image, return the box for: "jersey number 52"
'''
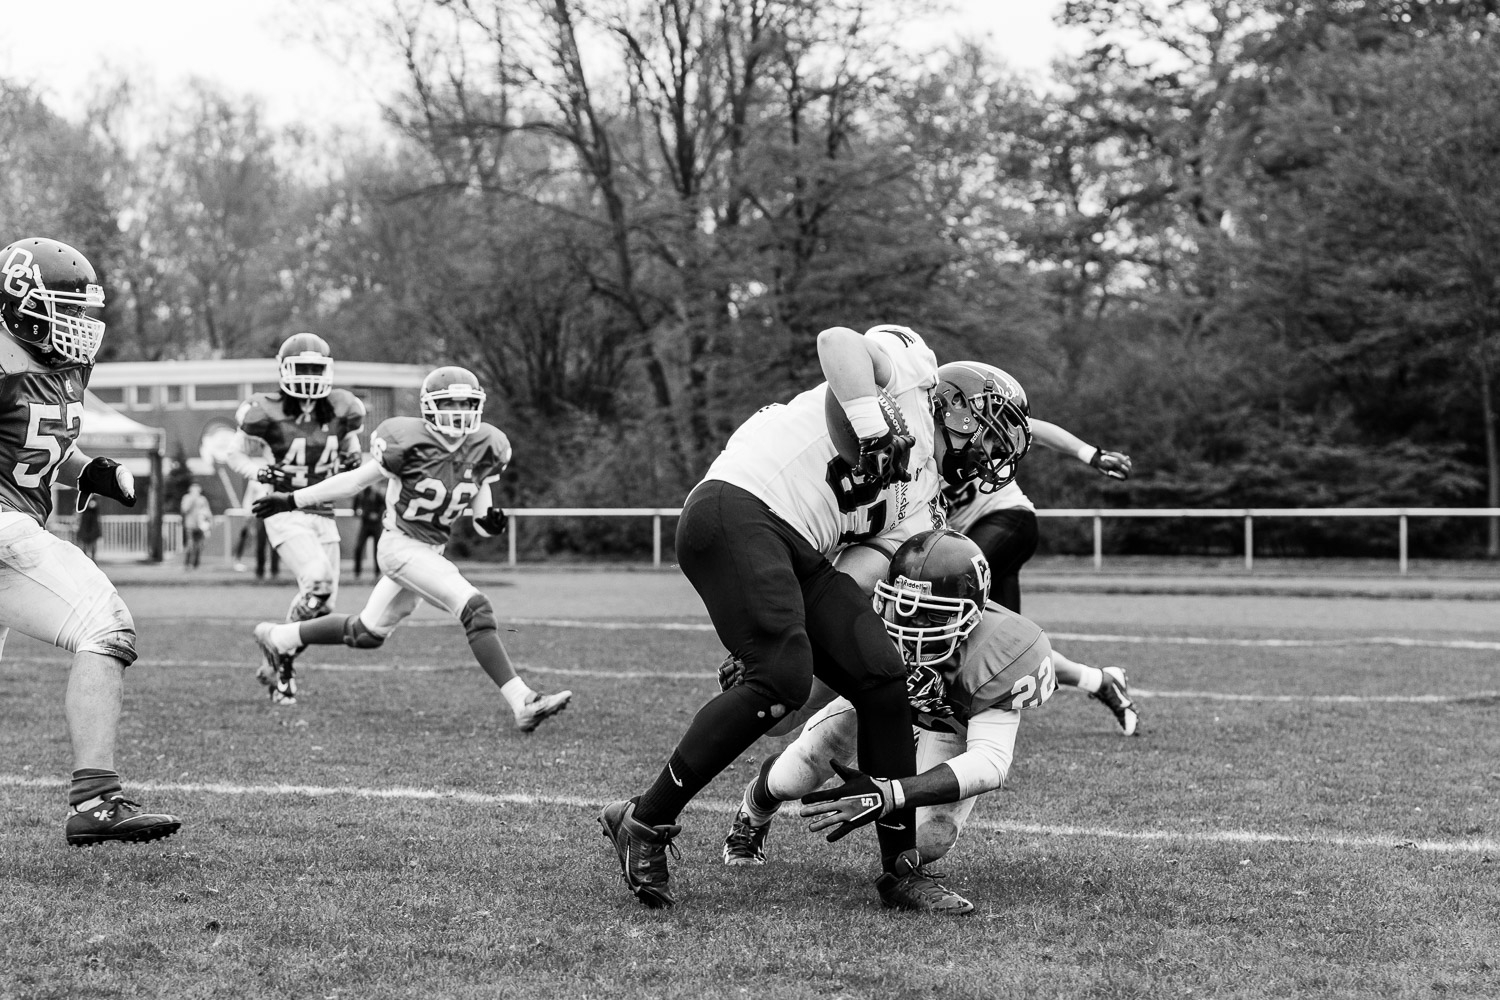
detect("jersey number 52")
[14,401,84,488]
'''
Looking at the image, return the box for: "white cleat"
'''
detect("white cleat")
[1092,666,1140,736]
[515,689,572,732]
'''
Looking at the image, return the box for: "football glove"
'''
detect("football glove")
[856,430,914,486]
[252,492,298,518]
[798,760,902,843]
[76,457,135,511]
[905,662,953,718]
[1090,449,1132,481]
[337,451,364,473]
[473,507,508,537]
[717,654,745,692]
[257,465,294,491]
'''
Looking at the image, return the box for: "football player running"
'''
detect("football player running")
[599,325,1030,914]
[0,237,181,846]
[249,366,571,732]
[939,371,1140,736]
[723,530,1055,911]
[227,332,365,705]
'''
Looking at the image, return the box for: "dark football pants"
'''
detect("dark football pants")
[963,506,1038,614]
[643,480,916,858]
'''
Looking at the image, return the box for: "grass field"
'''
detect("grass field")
[2,577,1499,999]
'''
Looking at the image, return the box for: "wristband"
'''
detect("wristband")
[1076,444,1099,465]
[289,490,305,510]
[842,395,888,440]
[890,779,906,811]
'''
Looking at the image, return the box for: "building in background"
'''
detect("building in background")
[90,359,427,512]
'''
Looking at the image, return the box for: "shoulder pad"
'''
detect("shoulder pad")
[236,393,277,432]
[478,423,512,461]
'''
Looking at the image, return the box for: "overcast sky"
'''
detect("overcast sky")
[0,0,1079,132]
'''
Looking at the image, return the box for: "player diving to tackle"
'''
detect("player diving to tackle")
[0,236,181,845]
[723,529,1057,913]
[227,332,365,705]
[599,324,1031,913]
[250,366,572,732]
[938,363,1140,735]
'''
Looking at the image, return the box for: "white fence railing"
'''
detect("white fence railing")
[48,507,1500,573]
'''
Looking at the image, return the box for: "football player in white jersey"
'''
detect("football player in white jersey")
[249,367,571,732]
[722,530,1057,912]
[939,375,1140,736]
[227,333,366,705]
[599,326,1031,914]
[0,236,180,846]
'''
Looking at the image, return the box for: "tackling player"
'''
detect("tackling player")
[227,333,365,705]
[723,530,1056,912]
[939,384,1140,735]
[0,236,181,846]
[249,366,571,732]
[598,326,1031,914]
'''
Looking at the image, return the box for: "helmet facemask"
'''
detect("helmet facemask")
[422,384,485,437]
[874,574,985,666]
[279,354,333,399]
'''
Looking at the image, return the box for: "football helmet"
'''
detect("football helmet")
[421,366,486,437]
[873,529,991,666]
[0,238,105,365]
[932,361,1031,493]
[277,333,333,399]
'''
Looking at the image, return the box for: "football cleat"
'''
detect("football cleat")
[599,799,681,909]
[875,850,973,915]
[66,794,181,847]
[252,622,298,706]
[722,807,772,866]
[515,689,572,733]
[1092,666,1140,736]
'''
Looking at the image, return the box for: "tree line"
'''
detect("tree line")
[4,0,1499,559]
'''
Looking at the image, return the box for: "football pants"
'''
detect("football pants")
[263,509,342,617]
[354,530,481,638]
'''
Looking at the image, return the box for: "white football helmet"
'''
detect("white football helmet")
[277,333,333,399]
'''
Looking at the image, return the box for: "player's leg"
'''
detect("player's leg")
[723,697,858,864]
[374,532,571,731]
[1052,650,1140,736]
[602,482,815,908]
[264,511,338,623]
[963,507,1038,614]
[913,726,977,865]
[0,514,180,846]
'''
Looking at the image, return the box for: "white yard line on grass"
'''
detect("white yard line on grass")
[2,773,1493,855]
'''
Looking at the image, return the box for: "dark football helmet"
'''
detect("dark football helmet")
[932,361,1031,493]
[0,238,105,365]
[421,366,486,437]
[873,529,992,665]
[277,333,333,399]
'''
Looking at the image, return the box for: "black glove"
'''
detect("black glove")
[1090,449,1132,480]
[77,457,135,510]
[717,654,745,692]
[856,431,914,486]
[252,492,298,518]
[257,465,294,490]
[798,760,900,842]
[337,452,364,473]
[473,507,508,537]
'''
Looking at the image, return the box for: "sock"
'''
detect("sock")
[742,754,783,826]
[499,677,532,714]
[470,633,521,690]
[69,768,122,808]
[296,614,351,648]
[635,749,708,826]
[1071,665,1104,693]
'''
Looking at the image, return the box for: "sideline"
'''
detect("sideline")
[2,774,1492,856]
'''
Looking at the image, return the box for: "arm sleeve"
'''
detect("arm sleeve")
[292,460,387,507]
[941,708,1020,798]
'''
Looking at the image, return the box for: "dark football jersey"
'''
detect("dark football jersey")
[916,601,1057,731]
[0,358,90,525]
[237,388,365,511]
[369,416,510,545]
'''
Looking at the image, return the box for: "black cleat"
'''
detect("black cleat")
[722,808,772,866]
[1092,666,1140,736]
[599,799,680,908]
[66,794,181,847]
[875,850,973,915]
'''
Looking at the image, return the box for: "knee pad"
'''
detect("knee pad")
[290,581,334,622]
[916,812,960,863]
[459,593,497,644]
[741,625,814,716]
[341,615,387,649]
[77,594,138,667]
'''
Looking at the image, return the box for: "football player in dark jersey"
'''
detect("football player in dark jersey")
[227,333,365,705]
[721,530,1056,911]
[249,366,571,731]
[0,236,181,846]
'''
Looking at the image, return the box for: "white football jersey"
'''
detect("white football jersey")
[704,326,940,556]
[943,477,1035,534]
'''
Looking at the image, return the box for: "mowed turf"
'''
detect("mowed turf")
[1,581,1499,1000]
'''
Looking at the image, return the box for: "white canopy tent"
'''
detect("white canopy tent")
[53,392,169,561]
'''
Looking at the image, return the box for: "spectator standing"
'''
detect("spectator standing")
[353,483,384,579]
[180,483,213,569]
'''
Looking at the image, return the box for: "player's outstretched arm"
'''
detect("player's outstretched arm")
[282,459,385,510]
[225,430,272,479]
[1028,418,1131,480]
